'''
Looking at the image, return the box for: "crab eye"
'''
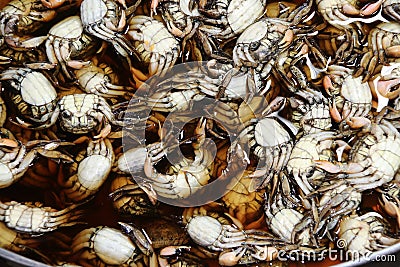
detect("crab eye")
[249,41,261,51]
[61,110,72,119]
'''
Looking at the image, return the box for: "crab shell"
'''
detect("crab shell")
[234,19,291,66]
[58,94,108,134]
[72,226,141,265]
[0,68,58,123]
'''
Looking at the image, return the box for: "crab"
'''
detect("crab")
[233,18,293,78]
[323,65,373,123]
[71,226,155,266]
[186,215,282,265]
[56,94,129,137]
[286,131,338,196]
[45,15,101,80]
[264,192,313,246]
[143,118,214,199]
[316,25,363,64]
[0,201,84,234]
[80,0,137,67]
[311,183,362,238]
[315,117,400,191]
[376,182,400,229]
[0,129,73,188]
[0,45,47,66]
[316,0,385,29]
[0,0,80,49]
[370,59,400,101]
[59,137,114,202]
[109,175,158,216]
[156,0,199,38]
[0,67,58,129]
[127,15,180,86]
[236,96,297,189]
[197,0,267,40]
[354,22,400,81]
[338,212,400,258]
[232,0,314,79]
[141,61,263,109]
[74,57,135,99]
[267,91,331,137]
[221,170,265,227]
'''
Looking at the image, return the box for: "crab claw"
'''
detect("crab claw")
[159,245,190,257]
[24,62,57,70]
[329,99,343,123]
[279,29,294,47]
[322,75,335,96]
[36,149,74,163]
[377,78,400,99]
[342,3,361,15]
[314,160,343,173]
[41,0,66,9]
[67,60,91,69]
[219,248,247,266]
[159,246,191,267]
[262,96,286,116]
[345,116,371,129]
[5,36,47,49]
[118,222,153,255]
[93,124,112,139]
[360,0,382,16]
[315,160,364,174]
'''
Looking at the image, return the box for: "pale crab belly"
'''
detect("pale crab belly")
[20,72,57,106]
[269,208,303,242]
[224,72,253,99]
[6,205,47,232]
[227,0,266,35]
[254,118,292,147]
[80,0,108,24]
[92,227,136,265]
[299,105,332,132]
[368,141,400,176]
[287,146,318,168]
[77,155,111,190]
[138,28,178,56]
[236,20,269,44]
[76,67,106,90]
[341,76,372,104]
[48,16,84,39]
[60,94,98,113]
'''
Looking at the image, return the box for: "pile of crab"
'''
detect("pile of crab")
[1,0,400,266]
